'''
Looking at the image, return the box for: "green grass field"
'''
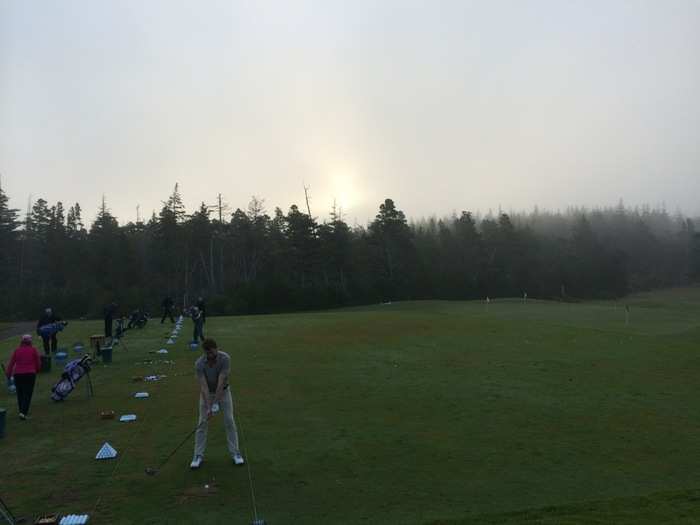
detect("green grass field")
[2,288,700,524]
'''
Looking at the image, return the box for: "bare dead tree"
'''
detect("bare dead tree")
[207,193,231,293]
[303,183,312,216]
[209,193,231,223]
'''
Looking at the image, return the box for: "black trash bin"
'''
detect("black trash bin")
[101,346,113,364]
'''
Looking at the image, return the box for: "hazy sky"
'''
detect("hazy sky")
[1,0,698,226]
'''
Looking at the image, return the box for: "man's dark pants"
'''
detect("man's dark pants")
[41,334,57,354]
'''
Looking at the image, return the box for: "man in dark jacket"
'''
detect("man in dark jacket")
[104,302,117,338]
[37,307,61,355]
[196,296,206,324]
[191,306,205,343]
[161,296,175,324]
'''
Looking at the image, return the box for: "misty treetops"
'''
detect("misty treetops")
[0,183,698,319]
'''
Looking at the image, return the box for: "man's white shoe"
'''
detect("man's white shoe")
[190,455,203,469]
[233,453,245,465]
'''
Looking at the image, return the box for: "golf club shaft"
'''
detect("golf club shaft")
[233,398,260,523]
[155,418,207,471]
[0,495,17,522]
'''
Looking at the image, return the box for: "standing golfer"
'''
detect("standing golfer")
[161,296,175,324]
[196,296,206,324]
[191,306,205,344]
[37,307,61,355]
[104,302,117,338]
[190,338,244,469]
[5,335,41,420]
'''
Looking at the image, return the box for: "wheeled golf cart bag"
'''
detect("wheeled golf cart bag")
[51,355,92,401]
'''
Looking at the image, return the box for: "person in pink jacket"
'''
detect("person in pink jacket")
[5,334,41,420]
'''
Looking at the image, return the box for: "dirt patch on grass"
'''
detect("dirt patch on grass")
[178,483,219,504]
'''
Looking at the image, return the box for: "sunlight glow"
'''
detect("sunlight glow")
[329,169,361,214]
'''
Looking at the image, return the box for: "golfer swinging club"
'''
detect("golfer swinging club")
[191,337,244,469]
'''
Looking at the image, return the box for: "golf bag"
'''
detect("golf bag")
[128,310,148,329]
[51,355,92,401]
[38,321,68,338]
[115,318,127,338]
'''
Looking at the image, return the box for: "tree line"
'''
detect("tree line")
[0,183,698,320]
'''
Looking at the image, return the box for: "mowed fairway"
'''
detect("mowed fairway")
[2,288,700,524]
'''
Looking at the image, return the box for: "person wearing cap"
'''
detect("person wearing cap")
[190,338,244,469]
[5,334,41,420]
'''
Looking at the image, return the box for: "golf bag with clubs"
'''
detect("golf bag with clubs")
[115,317,127,338]
[51,354,93,401]
[128,309,149,329]
[38,320,69,338]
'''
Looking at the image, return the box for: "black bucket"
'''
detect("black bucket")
[0,408,6,438]
[101,346,113,364]
[40,355,52,373]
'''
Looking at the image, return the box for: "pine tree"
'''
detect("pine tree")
[28,198,52,240]
[91,196,119,234]
[164,183,187,223]
[368,199,415,301]
[285,204,319,289]
[186,202,214,291]
[67,203,86,239]
[0,184,20,287]
[319,200,353,297]
[0,184,20,236]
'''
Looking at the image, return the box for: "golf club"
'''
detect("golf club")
[144,418,207,476]
[0,495,26,524]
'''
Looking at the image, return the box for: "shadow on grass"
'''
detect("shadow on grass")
[427,488,700,524]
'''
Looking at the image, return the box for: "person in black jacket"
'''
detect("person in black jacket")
[161,296,175,324]
[104,302,117,338]
[196,296,206,324]
[37,307,61,355]
[191,306,205,343]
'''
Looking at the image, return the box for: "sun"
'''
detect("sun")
[329,170,360,213]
